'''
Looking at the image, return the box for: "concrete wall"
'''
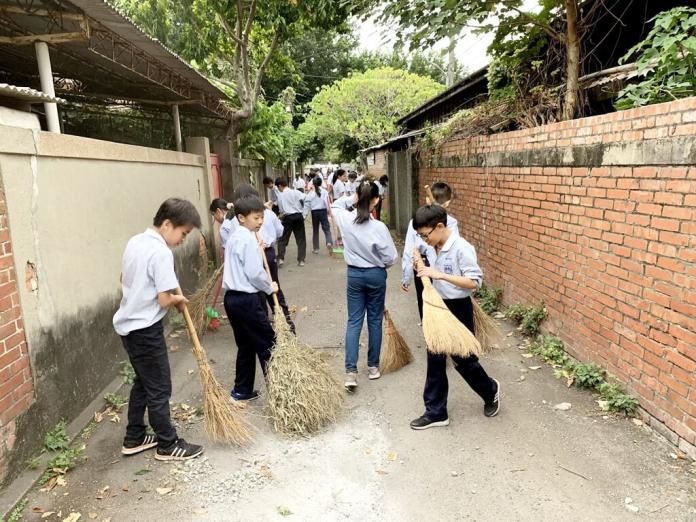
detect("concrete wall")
[417,97,696,456]
[0,126,213,486]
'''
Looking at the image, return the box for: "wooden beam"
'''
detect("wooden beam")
[0,32,88,45]
[0,6,86,22]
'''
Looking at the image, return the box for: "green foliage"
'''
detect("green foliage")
[169,313,185,331]
[616,7,696,109]
[1,499,27,522]
[26,455,41,470]
[120,361,136,385]
[43,421,69,452]
[530,335,569,367]
[505,300,546,335]
[474,284,502,314]
[598,382,638,416]
[239,97,295,166]
[104,393,128,411]
[39,447,85,485]
[299,67,443,162]
[572,362,605,390]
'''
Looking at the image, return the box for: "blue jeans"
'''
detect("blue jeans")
[345,266,387,372]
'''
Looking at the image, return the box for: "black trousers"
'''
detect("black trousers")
[264,246,295,333]
[311,209,333,250]
[423,296,496,421]
[121,320,177,447]
[414,269,425,320]
[224,290,274,395]
[277,213,306,262]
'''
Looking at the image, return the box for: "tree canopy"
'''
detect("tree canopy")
[298,67,444,162]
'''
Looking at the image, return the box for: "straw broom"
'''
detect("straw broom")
[177,288,252,445]
[187,265,224,337]
[423,185,500,352]
[413,248,482,357]
[257,237,343,435]
[380,309,413,374]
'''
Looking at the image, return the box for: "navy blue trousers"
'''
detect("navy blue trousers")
[224,290,274,395]
[424,296,496,421]
[121,320,177,447]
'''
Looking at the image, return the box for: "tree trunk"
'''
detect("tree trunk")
[562,0,580,120]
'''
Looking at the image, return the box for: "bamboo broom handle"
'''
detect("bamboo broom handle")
[424,185,435,205]
[256,233,281,309]
[175,288,206,362]
[412,247,435,290]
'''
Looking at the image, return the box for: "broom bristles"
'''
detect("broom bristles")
[188,265,224,337]
[266,305,344,435]
[472,299,502,351]
[380,310,413,374]
[422,284,482,357]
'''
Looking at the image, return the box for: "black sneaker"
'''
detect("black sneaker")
[410,415,450,430]
[484,379,501,417]
[231,389,260,402]
[154,438,203,461]
[121,433,157,456]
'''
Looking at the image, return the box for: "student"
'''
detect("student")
[401,182,459,319]
[411,204,500,430]
[375,175,388,220]
[276,178,307,267]
[332,169,348,200]
[293,173,307,192]
[304,176,334,255]
[224,185,295,333]
[223,196,279,401]
[210,198,235,249]
[113,198,203,461]
[331,181,398,391]
[345,172,358,196]
[264,177,280,215]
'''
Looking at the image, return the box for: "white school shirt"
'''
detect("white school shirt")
[305,188,330,211]
[223,226,273,294]
[294,177,306,190]
[345,181,357,196]
[113,228,179,336]
[277,188,306,215]
[221,210,283,248]
[330,204,397,268]
[431,233,483,300]
[332,179,346,199]
[401,215,459,285]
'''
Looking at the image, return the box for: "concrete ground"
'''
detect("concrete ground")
[15,228,696,521]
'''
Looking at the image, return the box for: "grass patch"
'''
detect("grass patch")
[120,361,136,385]
[1,499,27,522]
[43,421,69,452]
[104,392,128,411]
[26,455,41,470]
[474,283,502,313]
[39,446,85,485]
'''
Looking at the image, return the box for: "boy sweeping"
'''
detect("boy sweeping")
[410,204,501,430]
[113,198,203,461]
[223,195,278,401]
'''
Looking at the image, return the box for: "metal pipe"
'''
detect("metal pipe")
[34,42,60,133]
[172,104,182,151]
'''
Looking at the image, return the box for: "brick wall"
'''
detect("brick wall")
[0,179,33,483]
[365,150,387,180]
[418,97,696,455]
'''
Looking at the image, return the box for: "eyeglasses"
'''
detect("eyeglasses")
[417,228,436,240]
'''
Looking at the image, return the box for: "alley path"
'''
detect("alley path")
[21,224,696,521]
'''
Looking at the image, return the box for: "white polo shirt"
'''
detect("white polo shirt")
[432,233,483,300]
[113,228,179,336]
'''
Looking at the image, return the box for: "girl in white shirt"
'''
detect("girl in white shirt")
[332,169,348,200]
[304,177,334,255]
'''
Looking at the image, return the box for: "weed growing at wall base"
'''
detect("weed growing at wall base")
[504,300,547,336]
[39,446,85,485]
[120,361,136,385]
[0,499,27,522]
[474,284,502,314]
[43,421,69,452]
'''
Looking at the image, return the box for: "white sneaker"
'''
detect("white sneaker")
[278,259,284,266]
[344,372,358,392]
[298,261,305,267]
[367,367,381,380]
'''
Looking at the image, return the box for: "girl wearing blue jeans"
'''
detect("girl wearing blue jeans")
[331,181,398,391]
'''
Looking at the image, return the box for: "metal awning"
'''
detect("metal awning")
[0,82,64,102]
[0,0,231,118]
[360,129,426,154]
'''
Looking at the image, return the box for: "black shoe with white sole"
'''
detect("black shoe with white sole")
[231,389,260,402]
[484,378,501,417]
[154,438,203,461]
[410,415,450,430]
[121,433,157,456]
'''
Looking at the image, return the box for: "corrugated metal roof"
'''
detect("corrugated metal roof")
[0,83,65,103]
[361,128,426,153]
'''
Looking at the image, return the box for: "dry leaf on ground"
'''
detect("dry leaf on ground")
[156,487,173,495]
[63,513,81,522]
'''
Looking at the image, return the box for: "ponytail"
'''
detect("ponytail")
[354,180,379,224]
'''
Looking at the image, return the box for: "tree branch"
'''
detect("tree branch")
[242,0,257,47]
[217,12,245,48]
[507,5,564,42]
[253,29,281,102]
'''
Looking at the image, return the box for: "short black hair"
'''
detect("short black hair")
[275,177,287,188]
[209,198,228,213]
[379,175,389,185]
[348,172,357,180]
[154,198,202,228]
[233,183,260,200]
[263,176,273,185]
[233,195,265,218]
[430,182,452,204]
[413,204,447,230]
